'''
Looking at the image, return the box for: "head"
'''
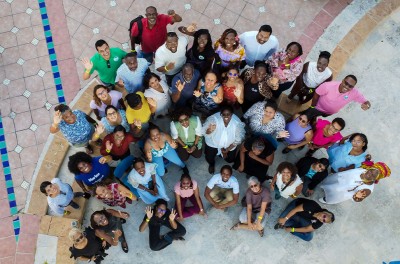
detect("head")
[95,39,110,60]
[180,174,193,190]
[153,199,168,218]
[165,32,179,53]
[113,125,126,143]
[68,228,86,244]
[251,138,266,156]
[317,51,331,72]
[326,117,345,136]
[263,100,278,120]
[40,181,57,196]
[143,72,161,89]
[93,84,110,106]
[362,168,379,183]
[315,210,335,224]
[360,161,391,183]
[67,152,93,175]
[253,61,270,82]
[125,52,138,71]
[220,165,233,182]
[247,176,261,193]
[94,182,112,199]
[349,133,368,152]
[133,158,146,176]
[297,111,312,128]
[125,93,142,110]
[227,67,239,81]
[204,71,218,89]
[172,107,193,128]
[148,122,161,142]
[105,105,120,123]
[54,104,76,124]
[192,29,213,52]
[145,6,158,25]
[181,63,195,82]
[220,105,234,125]
[339,75,357,93]
[90,210,111,228]
[257,25,272,44]
[219,28,239,49]
[285,42,303,60]
[277,162,297,183]
[314,158,329,172]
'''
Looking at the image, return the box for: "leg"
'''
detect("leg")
[301,177,312,196]
[219,189,234,205]
[153,174,170,201]
[256,212,268,229]
[288,79,303,99]
[176,145,190,162]
[238,207,248,224]
[149,224,169,251]
[163,219,187,240]
[190,147,203,158]
[224,149,237,163]
[204,144,218,166]
[184,195,201,217]
[209,186,223,204]
[288,216,313,241]
[279,199,297,219]
[114,156,134,179]
[152,155,166,177]
[163,147,186,168]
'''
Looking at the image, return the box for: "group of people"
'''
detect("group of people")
[40,6,392,263]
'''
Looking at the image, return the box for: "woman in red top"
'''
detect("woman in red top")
[222,67,244,106]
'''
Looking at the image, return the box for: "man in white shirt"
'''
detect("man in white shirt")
[115,52,150,93]
[239,25,279,67]
[204,165,240,210]
[155,32,188,86]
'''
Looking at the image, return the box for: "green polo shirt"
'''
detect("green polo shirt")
[89,47,127,84]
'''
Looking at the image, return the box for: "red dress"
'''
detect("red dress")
[223,84,237,105]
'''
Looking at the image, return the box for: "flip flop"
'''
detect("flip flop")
[178,26,195,36]
[258,228,264,237]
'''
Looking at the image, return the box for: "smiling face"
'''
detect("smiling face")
[72,232,86,245]
[166,36,179,53]
[264,106,276,120]
[316,57,329,72]
[126,56,138,71]
[204,72,217,89]
[134,161,146,176]
[315,212,332,223]
[281,168,292,183]
[351,135,365,150]
[113,131,125,144]
[221,168,232,182]
[227,69,239,80]
[145,7,157,25]
[106,108,119,122]
[297,114,309,128]
[286,44,300,60]
[197,34,209,49]
[95,186,112,199]
[339,77,356,93]
[62,110,77,124]
[182,67,194,82]
[224,32,236,48]
[181,178,191,190]
[148,76,160,89]
[96,43,110,60]
[156,204,167,218]
[149,128,161,142]
[93,214,109,226]
[95,87,109,102]
[77,161,92,174]
[254,66,267,82]
[326,122,342,136]
[249,182,261,193]
[314,163,326,173]
[221,109,233,125]
[178,114,190,128]
[256,30,271,44]
[44,184,59,196]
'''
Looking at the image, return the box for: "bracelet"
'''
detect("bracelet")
[85,69,90,74]
[183,145,188,149]
[145,218,150,223]
[292,194,297,198]
[291,227,295,233]
[137,125,142,129]
[257,216,263,220]
[130,49,136,52]
[310,106,315,109]
[164,65,169,72]
[285,216,289,220]
[129,193,133,199]
[105,149,111,153]
[200,209,204,211]
[94,133,100,139]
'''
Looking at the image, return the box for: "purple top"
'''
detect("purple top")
[284,117,312,145]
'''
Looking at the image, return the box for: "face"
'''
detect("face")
[205,73,217,88]
[314,163,326,172]
[249,182,261,193]
[77,161,92,174]
[281,168,292,183]
[264,106,276,120]
[114,131,125,142]
[106,108,119,122]
[298,115,309,127]
[96,87,109,101]
[97,44,110,60]
[145,7,157,25]
[197,34,209,49]
[94,214,108,226]
[316,212,331,223]
[95,186,112,199]
[181,178,191,190]
[316,57,329,72]
[221,168,232,182]
[72,233,86,244]
[166,36,179,53]
[224,32,236,48]
[256,31,271,44]
[254,67,267,82]
[326,122,342,136]
[182,67,194,81]
[126,56,138,71]
[251,147,263,156]
[178,114,190,128]
[227,69,239,80]
[62,110,77,124]
[156,204,167,218]
[339,77,356,93]
[361,169,378,182]
[286,44,300,60]
[134,162,146,176]
[148,76,160,89]
[221,109,233,124]
[45,184,58,196]
[149,128,161,142]
[351,135,365,149]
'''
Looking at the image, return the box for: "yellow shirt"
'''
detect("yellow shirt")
[125,92,151,124]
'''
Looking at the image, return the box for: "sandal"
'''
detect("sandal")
[230,222,240,231]
[178,25,197,36]
[258,228,264,237]
[85,144,94,155]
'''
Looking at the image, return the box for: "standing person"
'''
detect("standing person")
[230,177,271,237]
[192,71,223,117]
[239,25,279,67]
[143,72,171,118]
[125,92,156,137]
[282,112,313,154]
[115,52,150,94]
[139,199,186,251]
[202,105,245,174]
[155,32,188,86]
[287,51,333,104]
[275,198,335,242]
[174,174,206,220]
[40,179,89,216]
[204,165,240,210]
[90,85,124,120]
[296,157,329,197]
[222,67,244,106]
[214,28,246,73]
[82,39,126,87]
[270,162,303,200]
[308,75,371,118]
[170,63,201,109]
[130,6,182,63]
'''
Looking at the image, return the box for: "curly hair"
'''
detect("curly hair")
[276,162,298,177]
[67,152,93,175]
[93,84,110,106]
[218,28,239,50]
[90,209,111,229]
[286,42,303,57]
[171,107,193,122]
[143,72,161,88]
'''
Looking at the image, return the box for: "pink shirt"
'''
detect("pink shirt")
[315,81,366,115]
[312,119,343,147]
[174,180,198,198]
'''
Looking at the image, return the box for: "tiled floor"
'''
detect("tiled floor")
[0,0,354,263]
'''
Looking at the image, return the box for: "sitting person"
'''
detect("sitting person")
[144,123,189,177]
[139,199,186,251]
[202,105,245,174]
[143,72,171,118]
[40,178,89,216]
[94,182,137,208]
[171,63,201,109]
[233,136,276,183]
[275,198,335,241]
[90,84,124,120]
[174,174,206,221]
[69,227,108,264]
[230,177,271,237]
[222,67,244,106]
[296,157,329,197]
[67,152,111,193]
[125,92,156,138]
[127,158,170,204]
[282,111,313,154]
[192,71,223,117]
[91,209,130,253]
[115,51,150,93]
[170,108,203,162]
[270,162,303,200]
[204,165,239,210]
[101,105,130,134]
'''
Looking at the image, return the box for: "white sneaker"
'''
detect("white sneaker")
[319,197,327,204]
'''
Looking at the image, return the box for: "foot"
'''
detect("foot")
[230,223,240,231]
[319,197,327,204]
[175,237,185,241]
[69,201,80,209]
[85,144,94,155]
[82,192,91,199]
[258,228,264,237]
[282,147,291,154]
[121,242,129,253]
[208,165,215,174]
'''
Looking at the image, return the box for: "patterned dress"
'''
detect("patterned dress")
[97,183,127,208]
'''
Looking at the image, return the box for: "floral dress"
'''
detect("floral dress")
[193,81,221,116]
[97,183,127,208]
[214,41,246,68]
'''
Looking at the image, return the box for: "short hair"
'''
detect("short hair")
[125,93,142,108]
[40,181,51,195]
[105,105,118,116]
[143,72,161,88]
[68,228,84,242]
[345,74,357,83]
[125,52,138,59]
[113,124,126,134]
[133,158,145,168]
[264,99,278,111]
[218,28,239,50]
[349,133,368,152]
[259,25,272,34]
[220,104,234,115]
[251,138,266,152]
[332,117,346,130]
[277,162,298,178]
[166,32,178,38]
[95,39,108,51]
[220,165,233,175]
[286,42,303,57]
[67,152,93,175]
[93,84,110,106]
[54,104,71,114]
[317,158,330,168]
[254,60,269,71]
[323,210,335,223]
[318,51,331,61]
[171,107,193,122]
[90,209,111,229]
[153,198,168,211]
[145,6,157,13]
[247,176,260,186]
[182,63,195,72]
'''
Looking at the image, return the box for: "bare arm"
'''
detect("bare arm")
[95,229,119,246]
[204,187,218,208]
[219,193,239,209]
[311,93,320,107]
[175,192,184,219]
[193,187,204,212]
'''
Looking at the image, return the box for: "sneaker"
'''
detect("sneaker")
[82,192,91,199]
[69,201,80,209]
[176,237,185,241]
[319,197,327,204]
[121,242,129,253]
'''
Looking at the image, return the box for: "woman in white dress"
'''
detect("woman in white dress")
[270,162,303,200]
[143,72,171,118]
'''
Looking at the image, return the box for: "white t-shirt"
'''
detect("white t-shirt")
[207,173,240,194]
[303,61,332,88]
[155,36,188,75]
[143,80,171,116]
[239,31,279,66]
[170,116,202,140]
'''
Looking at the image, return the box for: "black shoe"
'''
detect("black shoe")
[120,218,127,224]
[69,201,80,209]
[176,237,185,241]
[275,193,281,200]
[121,242,129,253]
[82,192,91,199]
[282,147,291,154]
[274,223,284,230]
[208,165,215,174]
[182,166,189,175]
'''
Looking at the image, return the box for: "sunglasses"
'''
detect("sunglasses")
[321,214,328,223]
[106,60,111,68]
[228,72,238,77]
[299,117,308,124]
[250,184,258,189]
[74,234,85,243]
[157,208,167,213]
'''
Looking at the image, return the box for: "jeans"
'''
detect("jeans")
[152,147,185,177]
[302,176,312,196]
[137,50,154,64]
[279,199,314,241]
[113,156,135,180]
[149,220,186,251]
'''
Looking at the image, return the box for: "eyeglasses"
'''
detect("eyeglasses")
[228,72,238,77]
[97,89,108,97]
[321,214,328,223]
[74,234,85,243]
[343,80,354,89]
[299,117,308,124]
[250,184,258,189]
[352,140,364,144]
[157,208,166,213]
[106,60,111,68]
[330,124,341,132]
[106,111,117,116]
[178,117,189,123]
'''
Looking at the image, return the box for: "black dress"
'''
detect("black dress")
[69,227,107,264]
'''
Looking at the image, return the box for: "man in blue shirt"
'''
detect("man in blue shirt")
[170,63,201,109]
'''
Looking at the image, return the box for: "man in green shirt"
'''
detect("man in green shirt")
[82,39,127,86]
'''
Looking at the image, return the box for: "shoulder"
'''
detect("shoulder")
[158,14,173,24]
